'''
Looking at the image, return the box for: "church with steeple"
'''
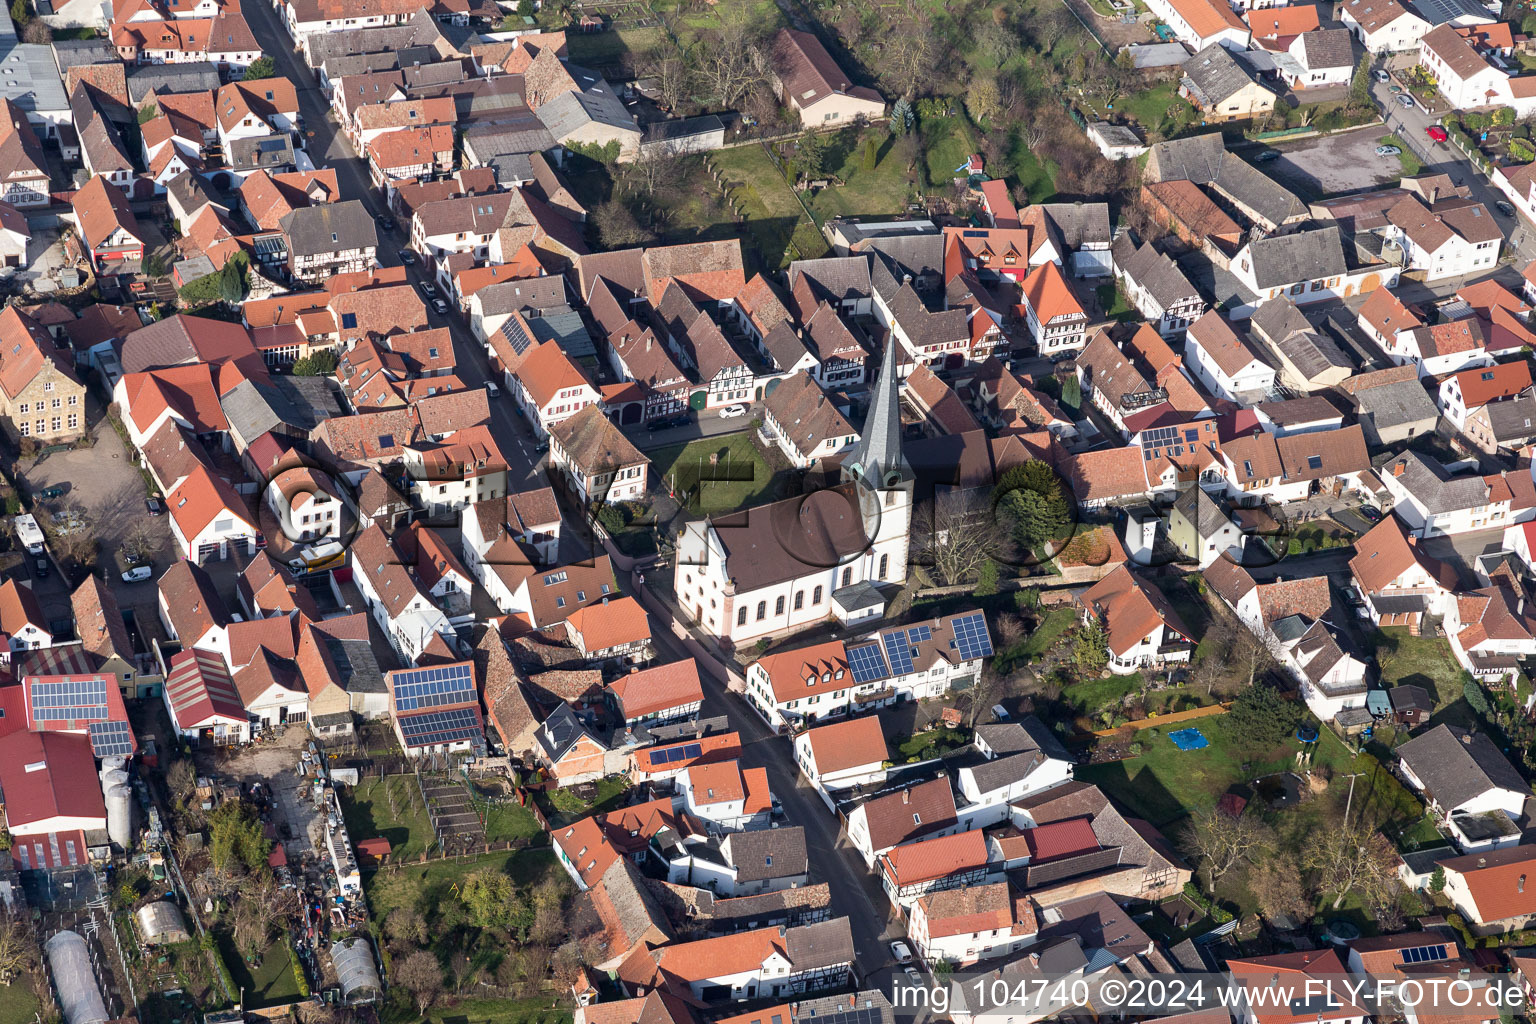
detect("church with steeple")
[673,341,913,648]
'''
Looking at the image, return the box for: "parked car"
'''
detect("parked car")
[36,485,66,499]
[647,415,689,431]
[1254,150,1281,162]
[992,704,1010,721]
[718,404,748,419]
[485,380,500,397]
[1358,505,1383,523]
[890,941,914,964]
[1495,199,1517,218]
[33,557,48,578]
[420,281,437,298]
[121,565,152,583]
[432,298,449,315]
[1375,69,1390,82]
[1375,145,1401,156]
[376,215,397,232]
[397,248,416,265]
[1397,93,1416,108]
[145,498,162,516]
[904,967,923,985]
[1426,125,1448,142]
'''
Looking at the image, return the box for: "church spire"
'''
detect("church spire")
[844,336,910,489]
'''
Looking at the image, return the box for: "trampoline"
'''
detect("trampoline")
[1169,728,1209,750]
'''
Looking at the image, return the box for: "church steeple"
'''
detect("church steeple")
[843,337,912,489]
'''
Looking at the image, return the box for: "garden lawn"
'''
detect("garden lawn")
[1113,81,1189,132]
[1368,628,1466,714]
[565,26,665,68]
[363,848,561,920]
[710,145,827,269]
[540,775,630,829]
[0,981,39,1024]
[480,799,544,844]
[220,936,303,1009]
[1096,283,1137,322]
[1061,673,1142,716]
[895,727,969,760]
[649,434,786,514]
[807,129,917,220]
[1019,606,1076,661]
[922,115,980,188]
[339,776,434,860]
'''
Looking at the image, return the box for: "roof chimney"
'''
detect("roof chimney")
[1430,186,1439,205]
[902,789,911,804]
[1393,459,1406,477]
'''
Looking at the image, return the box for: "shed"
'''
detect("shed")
[135,901,191,945]
[1389,684,1434,725]
[331,937,384,1005]
[356,837,392,863]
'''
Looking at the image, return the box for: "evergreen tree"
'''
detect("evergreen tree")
[242,56,276,80]
[889,97,914,135]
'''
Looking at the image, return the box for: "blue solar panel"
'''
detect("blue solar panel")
[29,678,109,722]
[398,707,481,746]
[1401,945,1447,964]
[88,721,134,757]
[393,663,474,711]
[847,643,888,684]
[907,625,932,645]
[682,743,702,759]
[883,633,914,676]
[950,613,994,660]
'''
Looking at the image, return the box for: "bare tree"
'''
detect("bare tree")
[122,520,158,563]
[648,52,692,114]
[696,18,771,109]
[1250,860,1310,922]
[1179,807,1275,885]
[1305,823,1401,910]
[883,21,935,98]
[621,147,680,200]
[1032,5,1076,55]
[915,491,1007,587]
[966,663,1007,728]
[396,951,443,1015]
[591,201,650,248]
[0,916,36,984]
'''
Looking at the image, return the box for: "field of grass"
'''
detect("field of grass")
[564,26,665,70]
[220,936,303,1008]
[479,798,544,844]
[710,145,828,269]
[0,980,39,1024]
[806,128,918,221]
[649,433,788,514]
[895,727,969,760]
[340,776,435,860]
[1112,81,1192,134]
[363,849,562,920]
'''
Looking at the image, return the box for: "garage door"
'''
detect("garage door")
[197,542,222,562]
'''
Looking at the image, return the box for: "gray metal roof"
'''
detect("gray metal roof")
[228,133,296,172]
[1122,42,1192,68]
[529,306,595,359]
[0,43,70,119]
[1182,43,1266,106]
[1355,378,1438,429]
[537,86,639,140]
[126,62,222,103]
[1246,226,1347,289]
[1407,0,1495,25]
[642,113,725,142]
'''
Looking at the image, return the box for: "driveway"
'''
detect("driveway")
[1264,126,1403,196]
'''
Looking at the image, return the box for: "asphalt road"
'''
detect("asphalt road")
[1372,61,1536,266]
[241,0,549,489]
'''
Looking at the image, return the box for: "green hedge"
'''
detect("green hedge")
[1182,881,1235,924]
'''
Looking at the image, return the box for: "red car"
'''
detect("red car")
[1426,125,1449,142]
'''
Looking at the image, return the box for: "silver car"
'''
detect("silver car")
[1397,94,1416,109]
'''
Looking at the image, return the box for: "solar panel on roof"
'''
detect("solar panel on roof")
[393,663,474,711]
[682,742,702,759]
[29,678,109,722]
[883,632,914,676]
[950,612,994,660]
[88,721,134,758]
[1401,944,1447,964]
[907,625,932,645]
[846,643,888,684]
[397,707,481,747]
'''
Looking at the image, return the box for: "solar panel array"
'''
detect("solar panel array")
[398,708,481,747]
[951,612,994,660]
[88,721,134,758]
[393,663,474,711]
[30,678,109,722]
[907,625,932,644]
[846,643,888,684]
[882,632,914,675]
[652,742,704,765]
[1401,944,1447,964]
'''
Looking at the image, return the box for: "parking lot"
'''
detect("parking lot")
[1264,126,1404,196]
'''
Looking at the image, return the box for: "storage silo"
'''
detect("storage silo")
[44,931,108,1024]
[100,771,133,851]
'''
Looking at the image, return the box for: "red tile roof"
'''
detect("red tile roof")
[802,714,888,775]
[1023,817,1100,862]
[881,829,989,887]
[164,648,246,727]
[564,596,650,653]
[0,731,105,828]
[606,659,703,721]
[1451,360,1532,408]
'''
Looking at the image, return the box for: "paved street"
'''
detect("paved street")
[1372,60,1536,267]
